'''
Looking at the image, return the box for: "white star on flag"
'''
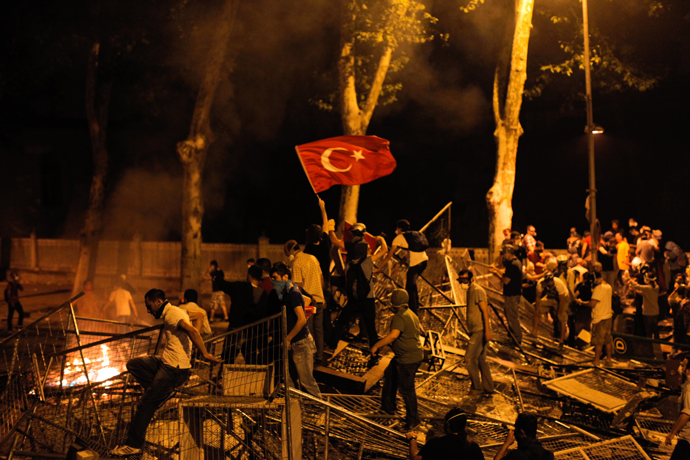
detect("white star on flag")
[351,150,365,161]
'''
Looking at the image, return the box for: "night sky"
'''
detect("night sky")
[1,0,689,250]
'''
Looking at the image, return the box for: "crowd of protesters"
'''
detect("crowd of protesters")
[6,211,690,460]
[492,219,690,359]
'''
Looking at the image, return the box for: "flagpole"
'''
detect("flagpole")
[294,146,319,197]
[420,202,452,233]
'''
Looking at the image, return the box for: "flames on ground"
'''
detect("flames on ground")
[57,344,123,387]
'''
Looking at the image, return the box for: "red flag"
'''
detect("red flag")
[295,135,396,193]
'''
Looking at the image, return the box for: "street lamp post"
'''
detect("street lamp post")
[582,0,598,264]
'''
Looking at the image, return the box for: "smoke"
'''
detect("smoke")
[101,169,182,241]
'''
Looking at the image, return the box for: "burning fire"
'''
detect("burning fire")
[60,344,122,387]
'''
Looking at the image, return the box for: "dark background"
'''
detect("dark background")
[1,0,688,250]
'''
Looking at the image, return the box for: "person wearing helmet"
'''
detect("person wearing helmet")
[319,199,378,350]
[372,289,423,432]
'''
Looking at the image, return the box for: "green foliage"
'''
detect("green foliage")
[525,0,668,101]
[460,0,485,14]
[313,0,438,111]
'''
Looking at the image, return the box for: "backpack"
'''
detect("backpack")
[403,231,429,252]
[346,259,371,301]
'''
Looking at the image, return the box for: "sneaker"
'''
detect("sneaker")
[110,445,142,456]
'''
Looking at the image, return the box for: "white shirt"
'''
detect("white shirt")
[393,233,429,267]
[180,301,212,337]
[536,276,569,299]
[161,304,192,369]
[109,288,134,317]
[591,282,613,324]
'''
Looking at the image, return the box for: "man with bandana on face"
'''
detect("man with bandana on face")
[111,289,221,457]
[458,269,494,396]
[268,262,322,399]
[666,357,690,459]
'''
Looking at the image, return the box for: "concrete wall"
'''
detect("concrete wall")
[8,236,287,290]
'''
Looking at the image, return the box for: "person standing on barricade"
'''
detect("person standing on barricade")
[491,245,523,345]
[372,289,423,431]
[458,269,494,396]
[110,289,221,457]
[376,220,428,314]
[326,222,378,350]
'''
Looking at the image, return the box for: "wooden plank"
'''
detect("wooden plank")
[363,353,393,392]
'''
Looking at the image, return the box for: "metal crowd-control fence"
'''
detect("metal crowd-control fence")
[296,388,409,460]
[0,294,299,460]
[0,293,163,458]
[554,435,652,460]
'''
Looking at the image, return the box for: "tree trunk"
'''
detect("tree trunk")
[337,0,394,232]
[73,41,111,296]
[486,0,534,261]
[177,0,238,292]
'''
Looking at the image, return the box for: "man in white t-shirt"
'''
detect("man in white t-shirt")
[377,219,428,314]
[103,280,139,333]
[180,289,213,341]
[110,289,221,457]
[577,272,613,366]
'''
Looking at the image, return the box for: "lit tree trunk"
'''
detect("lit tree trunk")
[73,41,111,295]
[337,0,394,232]
[486,0,534,261]
[177,0,238,292]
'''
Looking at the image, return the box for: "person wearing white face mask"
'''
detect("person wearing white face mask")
[458,269,494,396]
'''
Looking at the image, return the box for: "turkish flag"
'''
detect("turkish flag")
[295,135,396,193]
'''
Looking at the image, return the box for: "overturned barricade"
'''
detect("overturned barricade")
[0,239,686,459]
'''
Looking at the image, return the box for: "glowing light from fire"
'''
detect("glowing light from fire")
[60,344,121,387]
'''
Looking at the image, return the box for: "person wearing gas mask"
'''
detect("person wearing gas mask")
[457,269,494,396]
[665,357,690,459]
[110,289,221,457]
[372,289,423,432]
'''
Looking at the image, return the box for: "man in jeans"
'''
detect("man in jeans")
[269,262,322,398]
[576,271,613,367]
[458,269,494,396]
[285,239,326,364]
[110,289,221,456]
[492,245,523,344]
[372,289,423,431]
